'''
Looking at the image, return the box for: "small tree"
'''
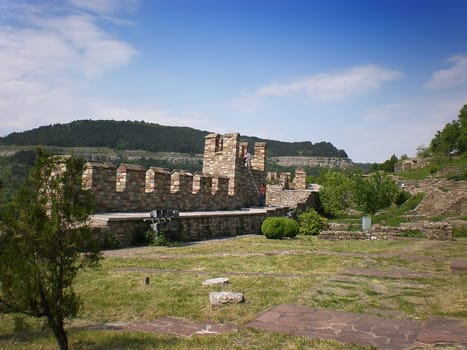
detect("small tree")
[381,154,398,173]
[0,149,100,350]
[318,171,353,218]
[352,173,400,215]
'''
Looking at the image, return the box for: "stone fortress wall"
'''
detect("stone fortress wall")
[81,133,267,213]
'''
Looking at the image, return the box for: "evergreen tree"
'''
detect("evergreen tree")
[0,149,100,350]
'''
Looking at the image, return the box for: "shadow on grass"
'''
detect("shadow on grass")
[72,333,180,350]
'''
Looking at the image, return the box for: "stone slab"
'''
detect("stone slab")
[202,277,229,286]
[248,304,467,350]
[451,259,467,271]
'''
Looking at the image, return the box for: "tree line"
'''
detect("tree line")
[0,119,348,158]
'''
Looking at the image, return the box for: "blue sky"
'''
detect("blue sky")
[1,0,466,163]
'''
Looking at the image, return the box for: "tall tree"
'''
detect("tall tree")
[430,104,467,156]
[381,154,398,173]
[458,104,467,154]
[0,149,100,350]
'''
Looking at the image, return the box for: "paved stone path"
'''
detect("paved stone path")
[83,306,467,349]
[451,259,467,272]
[247,304,467,350]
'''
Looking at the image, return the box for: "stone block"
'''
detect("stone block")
[209,291,244,306]
[202,277,229,286]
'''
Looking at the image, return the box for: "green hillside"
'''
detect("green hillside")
[0,119,348,158]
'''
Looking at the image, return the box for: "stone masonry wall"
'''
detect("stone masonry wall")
[91,207,291,246]
[82,133,267,212]
[319,221,453,241]
[265,168,317,212]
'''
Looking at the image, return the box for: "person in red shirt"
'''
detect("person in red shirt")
[259,183,266,207]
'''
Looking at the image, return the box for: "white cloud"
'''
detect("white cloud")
[232,65,403,111]
[68,0,140,15]
[34,14,137,77]
[255,65,402,101]
[425,55,467,90]
[355,95,467,162]
[0,1,138,136]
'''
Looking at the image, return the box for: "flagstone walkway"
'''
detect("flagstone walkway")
[84,306,467,349]
[247,304,467,350]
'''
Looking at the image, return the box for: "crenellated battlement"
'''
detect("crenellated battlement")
[80,132,267,213]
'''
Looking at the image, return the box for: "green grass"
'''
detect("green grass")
[1,235,466,349]
[453,226,467,238]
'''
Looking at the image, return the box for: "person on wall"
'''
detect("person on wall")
[243,150,251,168]
[259,183,266,207]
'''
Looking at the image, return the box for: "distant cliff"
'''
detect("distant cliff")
[269,156,353,169]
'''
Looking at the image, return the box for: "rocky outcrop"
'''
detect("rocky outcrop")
[269,156,353,169]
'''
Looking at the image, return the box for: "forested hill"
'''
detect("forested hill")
[0,120,348,158]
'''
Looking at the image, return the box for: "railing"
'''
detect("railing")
[146,209,179,236]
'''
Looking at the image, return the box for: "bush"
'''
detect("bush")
[261,217,298,239]
[144,229,182,246]
[395,190,411,206]
[297,209,328,235]
[283,218,299,238]
[453,226,467,238]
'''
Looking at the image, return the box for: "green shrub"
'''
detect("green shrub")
[447,169,467,181]
[261,217,298,239]
[283,218,299,238]
[100,235,121,250]
[430,165,440,174]
[453,226,467,238]
[297,209,328,235]
[395,190,411,206]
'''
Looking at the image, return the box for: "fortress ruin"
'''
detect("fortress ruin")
[79,132,317,245]
[82,133,267,212]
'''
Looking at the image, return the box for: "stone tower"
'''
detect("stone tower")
[202,133,267,207]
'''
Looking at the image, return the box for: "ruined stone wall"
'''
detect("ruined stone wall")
[82,132,267,213]
[265,169,316,212]
[266,187,318,214]
[394,157,431,172]
[267,169,307,190]
[91,207,291,246]
[319,221,453,241]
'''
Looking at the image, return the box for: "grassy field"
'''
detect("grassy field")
[1,235,466,349]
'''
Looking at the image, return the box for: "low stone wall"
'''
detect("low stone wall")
[90,207,290,247]
[399,222,453,240]
[319,231,372,240]
[266,187,318,214]
[319,222,453,241]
